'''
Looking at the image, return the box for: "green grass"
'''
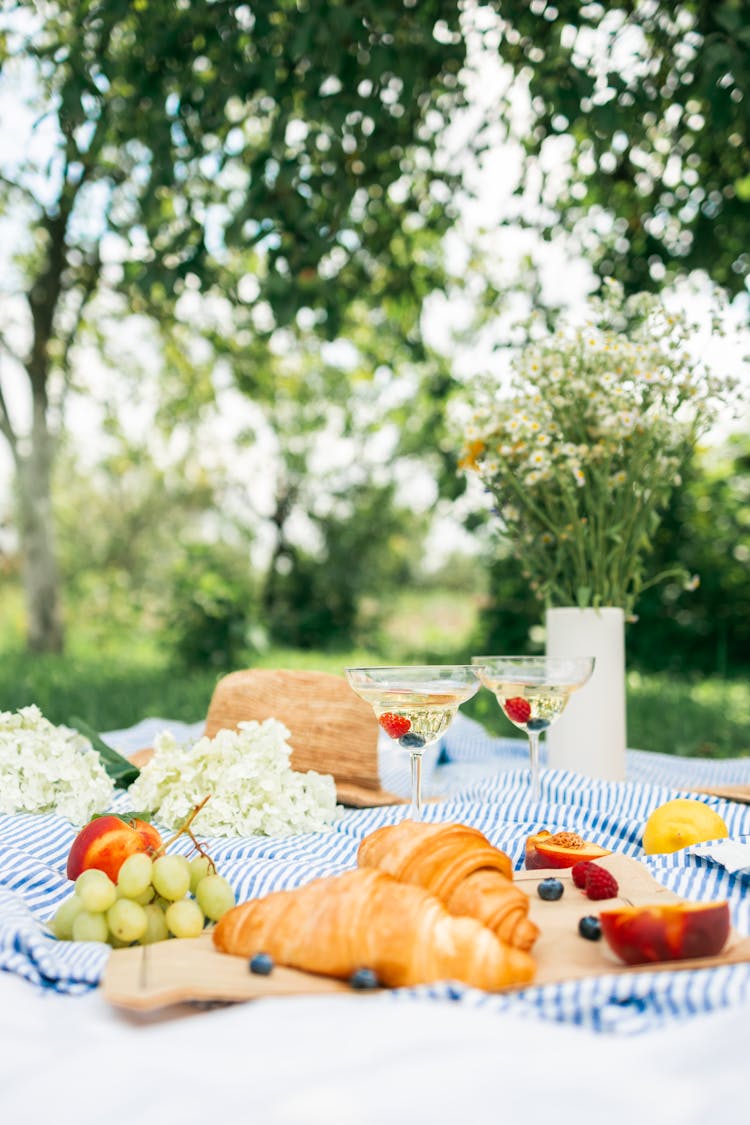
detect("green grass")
[0,648,219,731]
[0,582,747,757]
[625,671,750,759]
[0,640,748,758]
[380,588,485,658]
[0,643,387,733]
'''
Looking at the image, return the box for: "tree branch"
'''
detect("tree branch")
[0,330,25,369]
[49,249,103,442]
[0,369,20,462]
[0,173,41,208]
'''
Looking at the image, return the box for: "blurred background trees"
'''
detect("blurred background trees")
[0,0,467,650]
[626,432,750,675]
[0,0,747,717]
[492,0,750,297]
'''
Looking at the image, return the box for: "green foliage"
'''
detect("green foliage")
[263,482,424,649]
[387,359,470,505]
[67,716,140,789]
[490,0,750,296]
[380,585,486,663]
[1,0,468,331]
[53,440,223,634]
[624,671,750,759]
[164,542,257,669]
[0,0,470,653]
[626,434,750,674]
[471,435,750,678]
[4,0,748,666]
[470,549,542,658]
[12,0,750,318]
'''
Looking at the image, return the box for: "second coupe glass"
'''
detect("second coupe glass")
[472,656,594,802]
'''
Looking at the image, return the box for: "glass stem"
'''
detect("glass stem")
[409,752,424,820]
[527,730,541,803]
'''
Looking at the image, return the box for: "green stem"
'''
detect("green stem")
[156,795,212,857]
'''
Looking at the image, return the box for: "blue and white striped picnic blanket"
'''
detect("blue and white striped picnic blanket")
[2,713,750,1035]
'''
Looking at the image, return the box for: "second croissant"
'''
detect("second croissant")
[357,820,539,952]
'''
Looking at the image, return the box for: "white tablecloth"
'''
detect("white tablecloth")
[2,970,748,1125]
[3,714,750,1123]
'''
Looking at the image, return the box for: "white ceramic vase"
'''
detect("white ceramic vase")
[545,606,627,782]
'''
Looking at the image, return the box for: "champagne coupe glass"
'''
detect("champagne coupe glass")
[471,656,594,803]
[345,665,483,820]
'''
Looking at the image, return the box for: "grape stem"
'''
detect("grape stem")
[155,795,215,867]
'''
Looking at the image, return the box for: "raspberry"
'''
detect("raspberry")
[504,696,531,724]
[571,860,594,889]
[584,864,619,901]
[378,712,411,739]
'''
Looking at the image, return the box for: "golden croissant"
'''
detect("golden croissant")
[357,821,539,952]
[213,867,535,991]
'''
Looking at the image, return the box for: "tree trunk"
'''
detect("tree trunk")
[16,442,64,654]
[13,205,73,653]
[14,331,65,652]
[261,480,298,618]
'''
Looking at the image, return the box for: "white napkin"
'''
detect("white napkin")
[688,838,750,874]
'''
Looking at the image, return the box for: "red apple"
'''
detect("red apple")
[600,901,730,965]
[524,829,611,870]
[66,815,163,882]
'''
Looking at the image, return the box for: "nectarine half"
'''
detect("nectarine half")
[66,815,163,882]
[600,900,730,965]
[524,829,611,870]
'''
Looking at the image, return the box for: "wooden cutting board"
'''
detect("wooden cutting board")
[691,784,750,805]
[102,853,750,1012]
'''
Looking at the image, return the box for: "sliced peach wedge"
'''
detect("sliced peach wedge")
[600,901,731,965]
[524,829,611,870]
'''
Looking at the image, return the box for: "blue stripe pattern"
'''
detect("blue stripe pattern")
[1,713,750,1034]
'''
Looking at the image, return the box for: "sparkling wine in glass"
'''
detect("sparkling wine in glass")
[345,665,482,820]
[471,656,594,802]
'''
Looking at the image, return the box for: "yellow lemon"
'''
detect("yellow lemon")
[642,798,729,855]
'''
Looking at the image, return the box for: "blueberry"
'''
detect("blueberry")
[249,952,274,975]
[527,718,550,732]
[349,967,381,990]
[537,877,564,901]
[578,915,602,941]
[399,732,426,749]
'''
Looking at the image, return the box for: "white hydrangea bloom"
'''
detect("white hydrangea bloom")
[128,718,340,837]
[0,705,115,825]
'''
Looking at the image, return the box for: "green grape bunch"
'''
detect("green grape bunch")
[52,848,236,948]
[51,796,237,948]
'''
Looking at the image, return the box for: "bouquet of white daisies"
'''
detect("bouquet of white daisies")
[459,281,737,614]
